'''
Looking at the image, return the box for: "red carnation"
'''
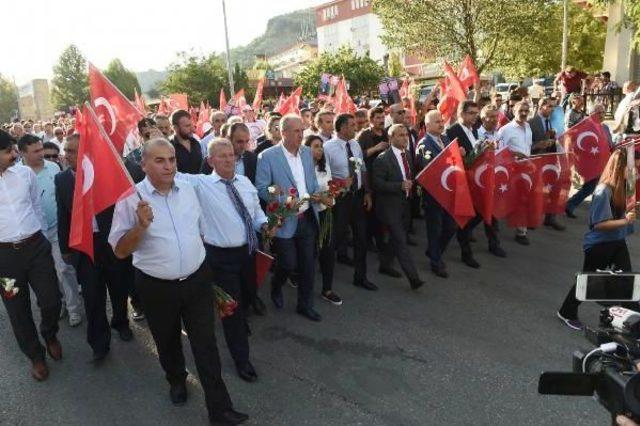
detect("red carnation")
[266,201,280,213]
[288,187,297,196]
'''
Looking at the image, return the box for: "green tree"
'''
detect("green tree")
[594,0,640,47]
[0,74,18,123]
[50,44,88,110]
[498,2,606,78]
[372,0,555,73]
[233,62,252,99]
[103,59,141,100]
[161,52,228,105]
[295,46,385,96]
[387,51,404,78]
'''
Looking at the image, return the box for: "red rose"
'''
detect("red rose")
[267,201,280,213]
[288,187,297,196]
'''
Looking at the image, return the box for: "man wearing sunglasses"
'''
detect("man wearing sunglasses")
[42,142,62,170]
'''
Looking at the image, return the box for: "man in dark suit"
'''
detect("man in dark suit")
[417,111,458,278]
[372,124,424,290]
[529,96,566,231]
[55,133,133,362]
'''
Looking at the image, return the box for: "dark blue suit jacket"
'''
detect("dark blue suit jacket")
[415,133,451,207]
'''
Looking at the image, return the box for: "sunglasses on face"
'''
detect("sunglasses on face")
[44,154,59,160]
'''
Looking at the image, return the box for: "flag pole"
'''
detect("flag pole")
[83,102,142,201]
[222,0,235,95]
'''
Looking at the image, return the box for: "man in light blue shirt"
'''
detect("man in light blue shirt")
[179,138,270,383]
[109,138,247,425]
[19,135,82,327]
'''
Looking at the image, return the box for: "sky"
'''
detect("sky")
[2,0,325,86]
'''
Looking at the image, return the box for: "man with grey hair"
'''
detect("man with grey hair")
[199,111,227,158]
[109,138,248,424]
[175,137,271,382]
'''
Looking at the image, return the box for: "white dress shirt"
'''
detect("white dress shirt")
[478,126,500,143]
[497,120,533,156]
[323,136,366,190]
[281,144,309,212]
[391,146,408,180]
[461,124,478,148]
[0,164,46,242]
[108,177,206,280]
[176,171,267,247]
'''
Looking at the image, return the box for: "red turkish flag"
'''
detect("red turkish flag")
[274,92,286,111]
[253,78,265,110]
[438,63,467,124]
[334,79,357,115]
[168,93,189,110]
[561,115,610,181]
[134,88,147,115]
[467,149,495,224]
[230,89,246,108]
[88,63,144,155]
[276,86,303,116]
[497,110,510,130]
[255,250,274,288]
[400,79,417,126]
[219,88,227,110]
[536,153,572,214]
[415,139,475,227]
[157,97,171,116]
[506,158,544,228]
[457,55,480,90]
[195,101,210,138]
[493,147,517,219]
[70,103,135,261]
[443,62,467,102]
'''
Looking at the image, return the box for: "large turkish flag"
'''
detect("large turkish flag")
[467,149,495,224]
[506,158,544,228]
[561,115,610,181]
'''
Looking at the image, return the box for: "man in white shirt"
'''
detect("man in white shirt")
[0,130,62,382]
[242,106,266,147]
[497,101,534,245]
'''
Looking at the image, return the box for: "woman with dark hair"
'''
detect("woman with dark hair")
[304,134,342,306]
[557,148,638,330]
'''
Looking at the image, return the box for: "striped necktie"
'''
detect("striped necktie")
[221,178,258,254]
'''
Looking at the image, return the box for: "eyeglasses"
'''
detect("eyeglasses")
[395,110,406,115]
[44,154,59,160]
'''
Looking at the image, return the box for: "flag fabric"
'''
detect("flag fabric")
[535,153,572,215]
[437,78,458,125]
[467,149,495,224]
[400,79,417,126]
[506,158,544,228]
[415,139,475,227]
[69,103,135,260]
[255,250,274,288]
[274,92,286,111]
[253,78,265,110]
[333,79,357,115]
[438,63,467,124]
[458,55,480,90]
[195,101,210,138]
[230,89,247,109]
[168,93,189,110]
[443,62,467,102]
[493,147,517,219]
[157,96,171,116]
[275,87,302,116]
[88,63,144,154]
[219,88,227,110]
[134,88,148,115]
[561,115,610,181]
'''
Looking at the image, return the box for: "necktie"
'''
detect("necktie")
[345,141,359,192]
[545,118,551,132]
[401,151,412,180]
[221,179,258,254]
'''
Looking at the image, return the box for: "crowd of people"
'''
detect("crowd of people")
[2,66,640,425]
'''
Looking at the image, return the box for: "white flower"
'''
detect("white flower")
[302,193,311,200]
[424,150,432,160]
[2,278,15,291]
[268,186,277,194]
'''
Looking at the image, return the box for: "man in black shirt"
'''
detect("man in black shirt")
[169,109,202,174]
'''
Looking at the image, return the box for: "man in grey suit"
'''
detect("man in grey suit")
[529,97,566,231]
[371,124,424,290]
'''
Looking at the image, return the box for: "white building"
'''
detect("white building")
[314,0,387,62]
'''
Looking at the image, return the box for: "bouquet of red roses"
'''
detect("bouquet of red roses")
[214,285,238,318]
[263,186,311,244]
[317,179,349,249]
[1,277,19,300]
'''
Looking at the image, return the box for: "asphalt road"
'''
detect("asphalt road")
[0,203,626,426]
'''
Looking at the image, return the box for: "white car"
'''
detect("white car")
[494,82,519,99]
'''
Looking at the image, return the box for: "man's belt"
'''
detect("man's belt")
[0,232,43,250]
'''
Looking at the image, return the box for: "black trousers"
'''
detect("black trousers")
[75,247,130,354]
[333,190,368,283]
[318,209,336,293]
[204,244,252,367]
[0,232,61,361]
[272,210,318,310]
[559,239,633,319]
[457,215,500,256]
[423,197,457,268]
[379,202,420,282]
[135,263,233,418]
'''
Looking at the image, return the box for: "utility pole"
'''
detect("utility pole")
[561,0,569,70]
[222,0,235,95]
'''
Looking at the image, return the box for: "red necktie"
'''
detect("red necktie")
[401,151,412,180]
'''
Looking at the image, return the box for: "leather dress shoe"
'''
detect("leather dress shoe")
[210,409,249,425]
[236,361,258,382]
[270,289,284,310]
[170,382,188,405]
[489,246,507,258]
[117,327,134,342]
[378,266,402,278]
[515,235,530,246]
[31,360,49,381]
[252,296,266,316]
[409,279,425,290]
[462,255,481,269]
[544,218,566,231]
[92,349,110,363]
[337,255,354,266]
[431,264,448,278]
[296,307,322,322]
[353,279,378,291]
[46,338,63,361]
[565,208,577,219]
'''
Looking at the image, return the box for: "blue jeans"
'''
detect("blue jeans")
[565,178,598,214]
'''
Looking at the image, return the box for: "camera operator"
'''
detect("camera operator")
[557,148,639,330]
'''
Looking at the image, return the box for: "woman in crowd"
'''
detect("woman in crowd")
[255,116,282,155]
[304,134,342,306]
[557,148,638,330]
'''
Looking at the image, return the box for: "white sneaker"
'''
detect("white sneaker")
[69,312,82,327]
